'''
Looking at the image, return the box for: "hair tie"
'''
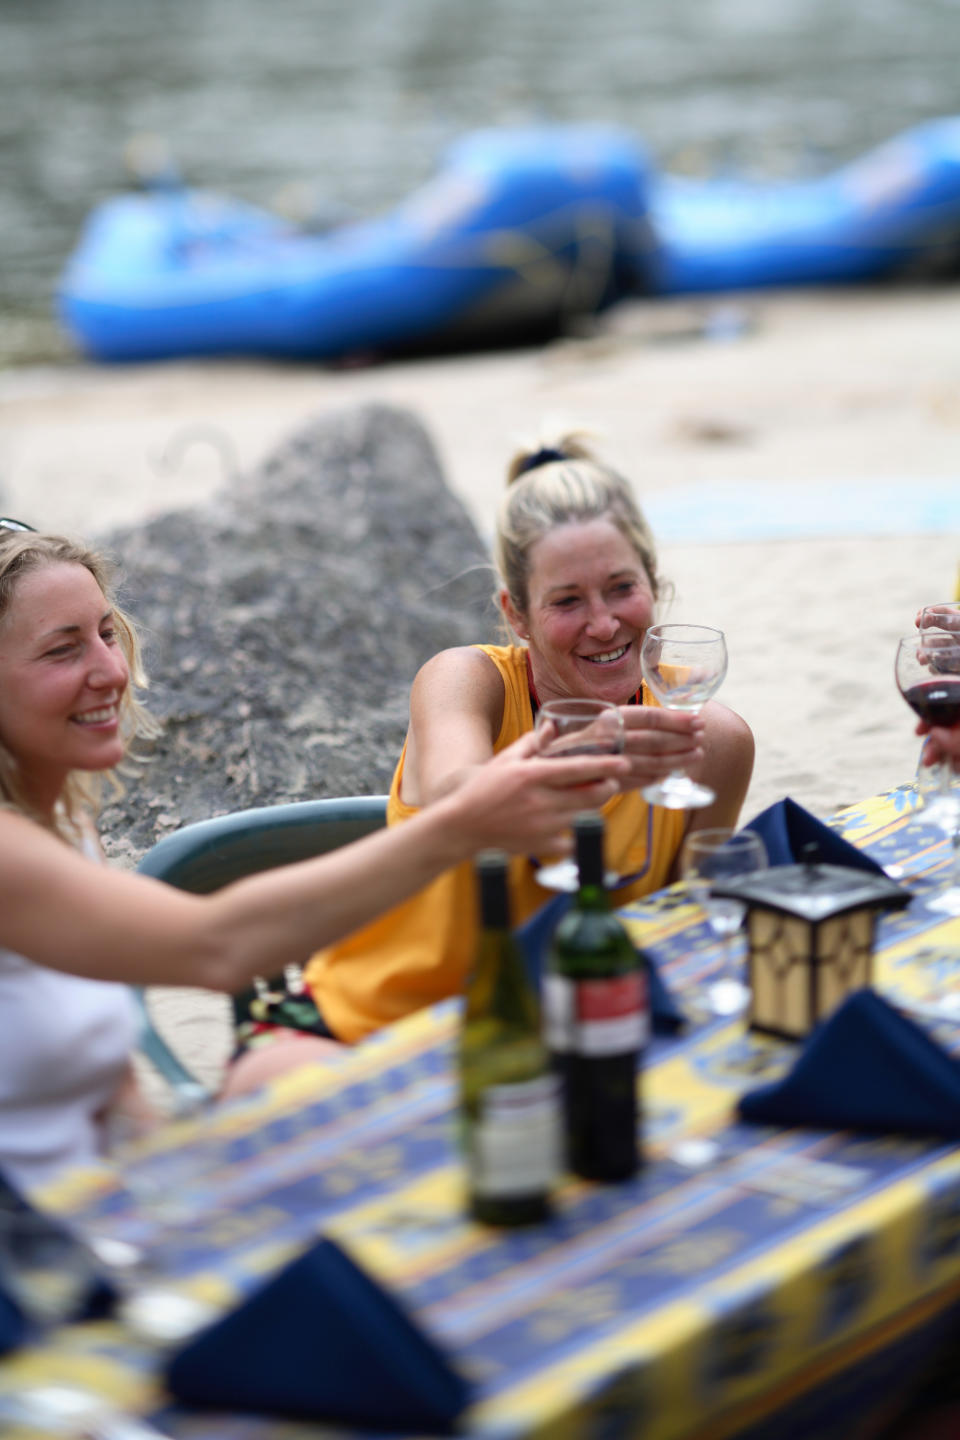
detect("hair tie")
[514,446,567,478]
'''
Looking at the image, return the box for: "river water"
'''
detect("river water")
[2,0,959,367]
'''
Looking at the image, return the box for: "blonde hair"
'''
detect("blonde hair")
[495,429,661,616]
[0,532,160,837]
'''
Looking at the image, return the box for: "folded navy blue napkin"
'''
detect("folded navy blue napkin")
[516,892,686,1034]
[165,1235,470,1432]
[739,989,960,1138]
[743,797,887,876]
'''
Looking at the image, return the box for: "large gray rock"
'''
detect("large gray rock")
[98,404,500,863]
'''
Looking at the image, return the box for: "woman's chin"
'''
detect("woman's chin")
[576,658,640,700]
[73,741,126,773]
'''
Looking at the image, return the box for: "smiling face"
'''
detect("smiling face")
[0,561,130,816]
[502,518,656,706]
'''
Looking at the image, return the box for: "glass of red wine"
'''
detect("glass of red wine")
[896,630,960,914]
[914,603,960,826]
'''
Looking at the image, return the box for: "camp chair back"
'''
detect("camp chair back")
[134,795,389,1109]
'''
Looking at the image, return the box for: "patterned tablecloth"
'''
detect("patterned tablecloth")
[3,787,960,1439]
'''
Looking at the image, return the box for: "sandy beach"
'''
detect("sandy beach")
[3,283,958,1091]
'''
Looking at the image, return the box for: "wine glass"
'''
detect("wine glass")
[0,1382,166,1440]
[0,1206,171,1434]
[681,828,768,1015]
[913,734,960,833]
[534,698,625,757]
[895,630,960,915]
[914,604,960,818]
[0,1205,104,1329]
[0,1383,166,1437]
[918,601,960,635]
[79,1117,221,1346]
[533,699,624,890]
[640,624,728,809]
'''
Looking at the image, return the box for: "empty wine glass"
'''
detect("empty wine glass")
[640,624,728,809]
[79,1118,221,1346]
[896,630,960,915]
[681,828,768,1015]
[0,1206,103,1329]
[533,699,624,890]
[0,1383,167,1437]
[0,1208,174,1433]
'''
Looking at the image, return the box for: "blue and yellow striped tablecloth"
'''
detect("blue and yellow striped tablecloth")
[2,787,960,1439]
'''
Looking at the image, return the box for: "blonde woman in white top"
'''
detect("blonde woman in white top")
[0,521,627,1192]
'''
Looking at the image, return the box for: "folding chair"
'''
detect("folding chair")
[134,795,389,1108]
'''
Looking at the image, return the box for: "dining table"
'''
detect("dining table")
[2,785,960,1440]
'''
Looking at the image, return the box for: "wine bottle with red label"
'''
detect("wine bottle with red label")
[544,812,647,1181]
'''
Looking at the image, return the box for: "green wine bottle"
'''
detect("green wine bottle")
[545,812,647,1181]
[459,851,561,1225]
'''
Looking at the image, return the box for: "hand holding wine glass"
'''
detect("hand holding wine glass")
[896,629,960,914]
[640,624,728,809]
[896,629,960,727]
[681,827,768,1015]
[914,603,960,790]
[534,698,625,759]
[896,628,960,806]
[533,699,624,889]
[917,600,960,635]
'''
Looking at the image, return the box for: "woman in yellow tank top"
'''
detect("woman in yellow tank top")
[302,431,755,1046]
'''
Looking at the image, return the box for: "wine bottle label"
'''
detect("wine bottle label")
[544,972,649,1055]
[471,1076,561,1198]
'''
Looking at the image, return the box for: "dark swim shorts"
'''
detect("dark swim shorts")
[232,967,340,1056]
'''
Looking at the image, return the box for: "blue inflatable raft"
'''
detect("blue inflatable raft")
[57,127,648,363]
[58,118,960,363]
[647,116,960,293]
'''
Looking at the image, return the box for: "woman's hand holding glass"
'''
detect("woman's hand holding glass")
[914,602,960,786]
[533,698,625,759]
[640,624,728,809]
[532,699,624,889]
[619,704,705,791]
[898,626,960,809]
[897,620,960,915]
[917,601,960,636]
[440,727,626,864]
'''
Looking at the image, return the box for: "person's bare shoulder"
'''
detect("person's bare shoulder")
[698,701,755,814]
[705,700,754,747]
[410,646,506,728]
[404,647,508,806]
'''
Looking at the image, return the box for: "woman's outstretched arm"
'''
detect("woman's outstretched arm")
[0,732,627,993]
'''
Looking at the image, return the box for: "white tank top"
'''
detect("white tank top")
[0,834,138,1195]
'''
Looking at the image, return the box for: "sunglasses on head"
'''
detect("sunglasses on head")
[0,519,36,534]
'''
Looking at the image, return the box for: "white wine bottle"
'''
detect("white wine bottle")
[459,851,561,1225]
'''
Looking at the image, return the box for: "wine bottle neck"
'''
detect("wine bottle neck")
[575,881,608,909]
[574,823,606,896]
[478,864,511,932]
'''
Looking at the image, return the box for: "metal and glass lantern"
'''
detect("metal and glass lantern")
[711,856,908,1040]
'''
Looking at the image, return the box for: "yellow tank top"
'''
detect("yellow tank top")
[305,644,686,1043]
